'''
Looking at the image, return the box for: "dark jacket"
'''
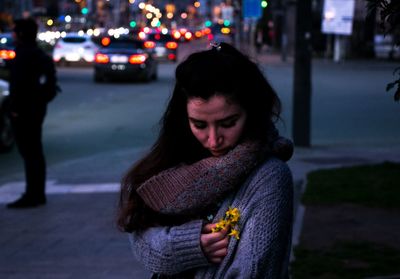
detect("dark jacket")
[9,43,53,116]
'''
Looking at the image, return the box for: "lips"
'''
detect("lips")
[210,148,229,156]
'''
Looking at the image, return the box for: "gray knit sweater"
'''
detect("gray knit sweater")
[129,157,293,279]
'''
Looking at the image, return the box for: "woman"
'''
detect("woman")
[117,42,294,278]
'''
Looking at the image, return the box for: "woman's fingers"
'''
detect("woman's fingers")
[203,236,229,254]
[202,223,215,233]
[200,226,230,263]
[201,228,228,247]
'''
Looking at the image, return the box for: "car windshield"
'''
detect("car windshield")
[63,37,87,43]
[0,35,14,48]
[107,39,143,50]
[147,34,174,42]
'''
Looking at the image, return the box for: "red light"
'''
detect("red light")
[155,34,161,40]
[203,28,211,35]
[101,37,111,46]
[144,41,156,49]
[0,50,16,60]
[166,41,178,49]
[168,53,176,60]
[95,53,109,64]
[129,54,147,64]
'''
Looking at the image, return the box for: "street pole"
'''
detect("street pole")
[292,0,312,147]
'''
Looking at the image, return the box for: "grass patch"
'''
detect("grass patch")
[291,241,400,279]
[302,162,400,208]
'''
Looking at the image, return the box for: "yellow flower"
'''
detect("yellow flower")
[212,219,228,232]
[226,207,240,224]
[228,229,240,240]
[211,207,241,239]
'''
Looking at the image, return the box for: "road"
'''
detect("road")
[0,41,399,187]
[0,40,399,278]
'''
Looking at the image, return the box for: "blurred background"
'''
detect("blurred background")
[0,0,399,278]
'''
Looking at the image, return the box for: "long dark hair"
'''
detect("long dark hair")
[117,42,282,232]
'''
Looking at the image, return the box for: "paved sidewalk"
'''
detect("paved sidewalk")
[1,145,399,279]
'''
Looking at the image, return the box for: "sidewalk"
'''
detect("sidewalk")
[1,145,399,279]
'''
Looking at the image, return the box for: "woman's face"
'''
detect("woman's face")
[187,95,247,157]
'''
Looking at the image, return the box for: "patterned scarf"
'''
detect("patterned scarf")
[137,137,293,217]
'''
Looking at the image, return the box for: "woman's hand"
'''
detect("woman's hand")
[200,223,229,264]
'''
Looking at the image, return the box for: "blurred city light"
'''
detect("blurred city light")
[261,1,268,8]
[81,7,89,14]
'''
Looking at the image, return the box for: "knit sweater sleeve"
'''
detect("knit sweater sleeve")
[129,219,209,275]
[137,142,263,215]
[222,159,293,279]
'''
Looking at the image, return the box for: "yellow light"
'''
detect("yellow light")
[129,0,135,3]
[221,27,230,34]
[47,19,54,26]
[146,13,153,19]
[167,12,173,19]
[194,1,200,8]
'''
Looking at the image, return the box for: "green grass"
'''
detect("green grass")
[301,162,400,208]
[291,241,400,279]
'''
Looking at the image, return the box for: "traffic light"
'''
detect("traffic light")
[81,7,88,14]
[261,0,268,8]
[130,21,137,28]
[205,20,212,27]
[223,20,230,27]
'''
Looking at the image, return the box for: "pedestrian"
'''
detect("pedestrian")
[6,18,57,209]
[117,42,294,278]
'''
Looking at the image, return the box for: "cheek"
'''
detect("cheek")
[189,125,206,143]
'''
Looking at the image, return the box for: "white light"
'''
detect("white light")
[161,28,168,34]
[61,31,67,38]
[78,30,85,36]
[65,15,72,23]
[139,2,145,9]
[93,28,101,36]
[324,10,335,20]
[108,29,115,36]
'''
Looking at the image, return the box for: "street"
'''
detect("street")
[0,41,399,278]
[0,41,399,187]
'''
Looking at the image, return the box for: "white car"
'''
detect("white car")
[53,33,98,65]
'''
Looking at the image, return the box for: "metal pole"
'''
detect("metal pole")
[292,0,313,147]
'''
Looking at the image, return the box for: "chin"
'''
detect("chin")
[210,148,230,157]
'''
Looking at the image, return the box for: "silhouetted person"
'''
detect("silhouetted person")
[7,18,56,208]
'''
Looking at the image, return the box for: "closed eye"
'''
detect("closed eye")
[220,119,237,128]
[190,120,207,129]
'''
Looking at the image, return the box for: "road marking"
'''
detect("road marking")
[0,181,120,203]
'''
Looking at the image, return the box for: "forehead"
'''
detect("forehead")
[187,95,243,119]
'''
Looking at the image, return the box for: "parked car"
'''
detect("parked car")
[94,36,158,82]
[0,79,14,151]
[0,33,15,80]
[53,33,98,65]
[144,33,178,62]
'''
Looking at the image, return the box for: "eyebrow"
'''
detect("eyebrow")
[188,114,240,123]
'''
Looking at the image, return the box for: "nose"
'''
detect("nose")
[208,127,222,148]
